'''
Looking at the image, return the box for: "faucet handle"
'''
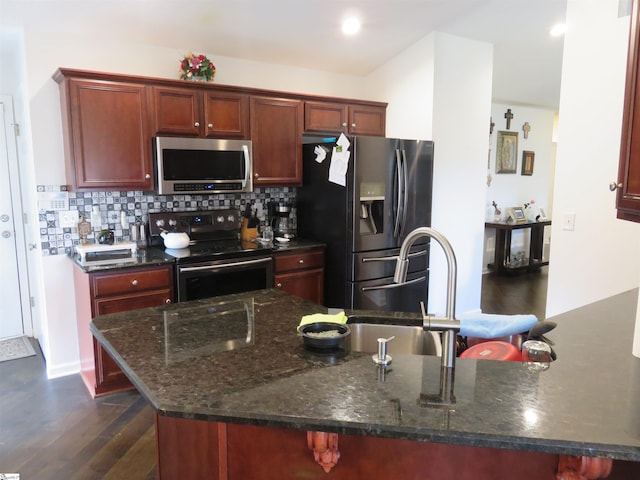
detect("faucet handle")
[372,335,395,366]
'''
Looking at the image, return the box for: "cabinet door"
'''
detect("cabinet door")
[204,92,249,138]
[250,96,303,185]
[304,101,348,133]
[348,104,386,136]
[65,79,153,190]
[275,268,324,304]
[618,0,640,223]
[153,86,202,136]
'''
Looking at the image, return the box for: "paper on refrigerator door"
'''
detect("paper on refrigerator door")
[314,145,328,163]
[336,132,350,150]
[329,146,349,186]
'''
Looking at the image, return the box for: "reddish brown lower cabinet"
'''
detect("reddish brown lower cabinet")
[157,416,608,480]
[273,247,324,304]
[73,264,174,397]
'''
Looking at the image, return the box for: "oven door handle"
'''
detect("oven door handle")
[179,257,272,273]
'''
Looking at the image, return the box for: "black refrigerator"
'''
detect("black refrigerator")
[298,135,434,313]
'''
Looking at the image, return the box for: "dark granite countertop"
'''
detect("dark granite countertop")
[70,247,175,272]
[71,239,325,273]
[90,288,640,461]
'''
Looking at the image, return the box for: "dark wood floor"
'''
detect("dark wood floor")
[480,266,548,321]
[1,271,635,479]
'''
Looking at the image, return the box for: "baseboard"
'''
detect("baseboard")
[46,360,81,379]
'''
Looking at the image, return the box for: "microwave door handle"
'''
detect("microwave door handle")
[242,145,251,187]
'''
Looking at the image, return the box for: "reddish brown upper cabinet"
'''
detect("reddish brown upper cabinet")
[55,71,154,191]
[250,96,304,185]
[152,86,249,139]
[305,101,386,136]
[617,0,640,223]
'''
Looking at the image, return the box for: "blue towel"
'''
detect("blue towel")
[458,312,538,338]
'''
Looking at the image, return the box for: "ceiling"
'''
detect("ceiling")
[0,0,567,110]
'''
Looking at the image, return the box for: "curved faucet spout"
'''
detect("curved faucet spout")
[394,227,459,368]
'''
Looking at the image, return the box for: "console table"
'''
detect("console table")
[485,220,552,273]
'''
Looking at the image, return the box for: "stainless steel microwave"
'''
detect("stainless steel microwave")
[154,137,253,195]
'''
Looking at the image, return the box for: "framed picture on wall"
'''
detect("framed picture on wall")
[521,150,535,176]
[496,131,518,173]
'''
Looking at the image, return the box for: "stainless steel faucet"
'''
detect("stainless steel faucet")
[394,227,460,369]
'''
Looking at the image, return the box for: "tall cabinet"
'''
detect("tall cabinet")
[617,0,640,223]
[55,74,154,191]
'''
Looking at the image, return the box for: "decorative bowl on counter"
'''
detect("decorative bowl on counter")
[298,322,351,351]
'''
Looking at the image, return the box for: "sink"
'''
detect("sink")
[347,323,442,356]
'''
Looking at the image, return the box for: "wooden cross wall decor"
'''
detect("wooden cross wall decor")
[504,109,514,129]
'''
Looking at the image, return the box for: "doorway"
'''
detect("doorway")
[0,95,32,339]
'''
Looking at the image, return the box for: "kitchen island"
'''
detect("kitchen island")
[90,288,640,479]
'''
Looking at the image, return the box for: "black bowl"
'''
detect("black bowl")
[298,322,351,351]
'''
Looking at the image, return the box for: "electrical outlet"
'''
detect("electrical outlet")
[562,212,576,231]
[59,210,79,228]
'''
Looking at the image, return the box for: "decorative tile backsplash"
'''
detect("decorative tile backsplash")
[37,185,296,256]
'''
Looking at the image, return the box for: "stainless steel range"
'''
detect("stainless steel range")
[149,209,273,302]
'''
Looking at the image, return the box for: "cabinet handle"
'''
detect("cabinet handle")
[144,173,151,179]
[208,123,213,129]
[254,172,259,178]
[131,279,138,286]
[609,181,623,191]
[298,259,304,264]
[351,123,356,128]
[165,298,172,304]
[276,282,282,288]
[342,122,347,127]
[194,122,200,127]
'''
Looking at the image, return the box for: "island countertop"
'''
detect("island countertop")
[90,288,640,462]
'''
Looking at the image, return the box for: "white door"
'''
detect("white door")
[0,96,27,339]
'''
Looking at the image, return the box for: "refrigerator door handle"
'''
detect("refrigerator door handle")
[400,149,409,237]
[361,250,427,263]
[360,275,426,292]
[393,149,403,239]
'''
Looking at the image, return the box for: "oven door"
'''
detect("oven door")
[177,255,273,302]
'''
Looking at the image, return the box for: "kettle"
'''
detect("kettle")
[160,231,190,249]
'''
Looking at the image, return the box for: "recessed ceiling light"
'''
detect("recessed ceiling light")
[342,17,361,36]
[550,23,567,37]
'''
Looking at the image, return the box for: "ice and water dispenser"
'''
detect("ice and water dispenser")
[360,182,384,235]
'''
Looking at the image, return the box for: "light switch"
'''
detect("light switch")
[562,212,576,231]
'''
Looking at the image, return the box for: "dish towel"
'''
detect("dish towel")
[458,312,538,338]
[298,311,347,329]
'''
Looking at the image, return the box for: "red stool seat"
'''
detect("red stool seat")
[459,340,522,361]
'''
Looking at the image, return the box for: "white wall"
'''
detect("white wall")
[367,32,493,315]
[483,103,555,271]
[431,33,493,315]
[15,30,369,377]
[547,0,640,317]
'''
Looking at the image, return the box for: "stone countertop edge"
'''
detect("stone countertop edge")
[90,288,640,462]
[70,239,325,272]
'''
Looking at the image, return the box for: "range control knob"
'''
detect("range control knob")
[156,219,165,227]
[216,215,225,223]
[227,214,235,223]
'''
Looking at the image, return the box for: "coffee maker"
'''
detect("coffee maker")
[268,201,295,239]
